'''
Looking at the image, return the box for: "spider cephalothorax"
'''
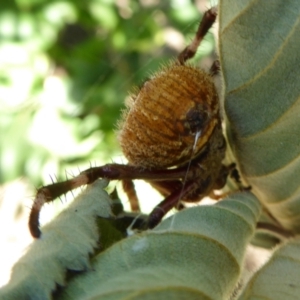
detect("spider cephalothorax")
[29,6,232,238]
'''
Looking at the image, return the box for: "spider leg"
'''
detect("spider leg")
[177,6,217,64]
[209,59,220,76]
[122,179,140,212]
[29,163,197,238]
[147,163,243,226]
[149,180,183,197]
[147,166,224,228]
[147,180,197,228]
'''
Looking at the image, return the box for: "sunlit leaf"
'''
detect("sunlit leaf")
[0,179,113,300]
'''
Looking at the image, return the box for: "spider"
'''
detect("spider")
[29,6,234,238]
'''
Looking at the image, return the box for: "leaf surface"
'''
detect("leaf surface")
[59,192,261,300]
[219,0,300,231]
[0,179,113,300]
[239,238,300,299]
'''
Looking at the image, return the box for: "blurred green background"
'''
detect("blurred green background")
[0,0,216,187]
[0,0,216,286]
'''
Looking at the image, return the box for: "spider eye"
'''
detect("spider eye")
[185,106,209,135]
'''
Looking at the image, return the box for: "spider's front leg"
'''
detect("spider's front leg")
[147,163,233,228]
[29,163,195,238]
[147,180,200,229]
[177,6,217,64]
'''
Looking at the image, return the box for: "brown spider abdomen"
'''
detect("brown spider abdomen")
[118,64,219,168]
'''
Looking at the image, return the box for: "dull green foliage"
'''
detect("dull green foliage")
[220,0,300,231]
[0,187,262,300]
[0,180,114,300]
[57,192,261,300]
[240,238,300,299]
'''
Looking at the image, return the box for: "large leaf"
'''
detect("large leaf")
[0,179,113,300]
[239,237,300,299]
[58,192,261,300]
[219,0,300,231]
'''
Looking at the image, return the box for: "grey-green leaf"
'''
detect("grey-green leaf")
[0,179,112,300]
[59,192,261,300]
[239,238,300,299]
[219,0,300,231]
